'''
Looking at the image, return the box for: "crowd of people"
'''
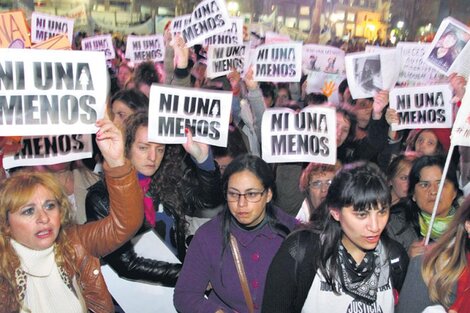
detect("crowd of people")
[1,21,470,313]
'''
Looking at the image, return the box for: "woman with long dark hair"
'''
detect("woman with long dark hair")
[262,162,409,313]
[397,195,470,313]
[387,155,461,256]
[86,112,223,286]
[174,155,297,313]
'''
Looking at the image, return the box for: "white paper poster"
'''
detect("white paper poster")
[0,48,108,136]
[179,0,231,47]
[81,34,116,60]
[252,42,302,83]
[451,76,470,147]
[424,17,470,77]
[389,84,453,131]
[2,134,93,169]
[302,44,345,75]
[101,231,180,313]
[125,34,165,63]
[396,42,447,86]
[206,44,247,78]
[261,106,337,164]
[148,84,232,147]
[204,17,243,46]
[31,12,75,44]
[345,50,399,99]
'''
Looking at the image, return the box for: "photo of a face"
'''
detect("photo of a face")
[428,22,470,73]
[354,55,383,95]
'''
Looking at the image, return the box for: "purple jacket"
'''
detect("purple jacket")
[174,207,297,313]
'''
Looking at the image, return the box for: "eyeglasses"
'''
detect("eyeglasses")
[309,180,332,189]
[226,189,266,203]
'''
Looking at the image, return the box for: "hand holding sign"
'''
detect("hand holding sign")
[183,128,210,164]
[96,119,125,168]
[372,90,389,120]
[449,73,467,102]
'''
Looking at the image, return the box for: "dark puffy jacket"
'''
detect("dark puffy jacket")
[85,156,223,287]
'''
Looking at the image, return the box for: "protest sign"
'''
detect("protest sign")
[0,10,31,48]
[302,44,345,75]
[261,106,336,163]
[125,34,165,63]
[148,84,232,147]
[424,17,470,77]
[389,84,453,131]
[0,49,108,136]
[81,34,115,60]
[345,50,399,99]
[204,17,243,46]
[171,14,192,36]
[31,12,74,45]
[2,134,92,169]
[206,44,247,78]
[396,42,447,86]
[180,0,231,47]
[102,230,179,313]
[451,76,470,147]
[32,34,71,50]
[252,42,302,83]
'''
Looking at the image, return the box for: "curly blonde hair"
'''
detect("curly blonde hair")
[0,170,77,311]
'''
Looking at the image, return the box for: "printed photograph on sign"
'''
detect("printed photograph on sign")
[0,49,108,136]
[345,50,399,99]
[302,44,345,75]
[428,23,469,73]
[261,106,337,164]
[451,75,470,148]
[389,84,453,131]
[396,42,446,86]
[148,84,232,147]
[424,17,470,76]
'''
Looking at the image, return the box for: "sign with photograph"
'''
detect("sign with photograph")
[424,17,470,77]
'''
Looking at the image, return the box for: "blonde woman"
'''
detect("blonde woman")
[397,195,470,313]
[0,119,143,312]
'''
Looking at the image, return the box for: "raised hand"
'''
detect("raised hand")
[95,119,125,168]
[372,90,389,120]
[182,128,209,164]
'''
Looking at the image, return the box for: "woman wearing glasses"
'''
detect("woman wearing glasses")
[296,162,341,223]
[174,154,297,313]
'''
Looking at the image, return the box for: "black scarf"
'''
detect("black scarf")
[337,242,380,304]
